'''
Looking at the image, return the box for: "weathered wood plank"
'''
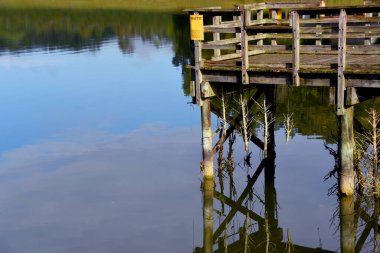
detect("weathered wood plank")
[300,16,380,24]
[245,25,292,32]
[250,18,289,26]
[295,6,380,15]
[204,27,239,33]
[211,50,265,61]
[237,1,323,10]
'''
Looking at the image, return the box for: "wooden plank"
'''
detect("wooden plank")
[300,25,380,33]
[211,50,265,61]
[250,18,289,26]
[241,10,249,84]
[245,25,292,32]
[194,40,203,106]
[301,33,380,39]
[300,16,380,24]
[237,1,323,10]
[292,11,300,86]
[202,43,237,50]
[204,27,239,33]
[295,6,380,15]
[264,1,323,9]
[337,9,347,115]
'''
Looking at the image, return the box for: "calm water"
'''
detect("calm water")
[0,8,377,253]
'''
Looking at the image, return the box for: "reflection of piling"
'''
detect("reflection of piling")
[339,195,355,253]
[264,87,281,243]
[203,178,214,253]
[339,107,355,196]
[202,98,214,179]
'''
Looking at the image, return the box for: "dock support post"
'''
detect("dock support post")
[201,98,214,180]
[337,9,347,115]
[291,11,300,86]
[339,106,355,196]
[195,40,203,106]
[241,10,249,84]
[203,177,214,253]
[339,195,355,253]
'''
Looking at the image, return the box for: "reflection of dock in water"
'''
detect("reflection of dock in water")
[193,85,380,252]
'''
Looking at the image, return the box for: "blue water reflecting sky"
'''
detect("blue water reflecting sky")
[0,36,340,252]
[0,39,198,152]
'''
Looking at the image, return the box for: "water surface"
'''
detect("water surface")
[0,7,378,253]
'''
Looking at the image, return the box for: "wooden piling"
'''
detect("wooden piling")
[339,106,355,196]
[337,9,347,115]
[241,11,249,84]
[339,195,355,253]
[201,98,214,179]
[264,87,279,242]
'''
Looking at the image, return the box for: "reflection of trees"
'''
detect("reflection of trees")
[197,85,380,252]
[197,86,335,253]
[0,10,183,54]
[0,9,193,90]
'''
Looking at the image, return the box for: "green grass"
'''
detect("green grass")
[0,0,246,11]
[0,0,364,11]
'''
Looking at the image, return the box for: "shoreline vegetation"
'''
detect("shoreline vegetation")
[0,0,245,11]
[0,0,363,11]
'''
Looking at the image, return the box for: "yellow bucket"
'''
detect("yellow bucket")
[190,14,204,41]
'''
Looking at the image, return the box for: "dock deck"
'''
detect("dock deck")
[187,2,380,114]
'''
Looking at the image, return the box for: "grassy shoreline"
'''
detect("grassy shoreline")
[0,0,246,11]
[0,0,363,11]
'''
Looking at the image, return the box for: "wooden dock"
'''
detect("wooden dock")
[187,2,380,115]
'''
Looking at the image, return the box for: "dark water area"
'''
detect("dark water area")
[0,8,379,253]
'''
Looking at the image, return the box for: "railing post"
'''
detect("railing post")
[194,40,203,106]
[337,9,347,115]
[291,11,300,86]
[271,9,281,45]
[212,16,221,57]
[257,9,264,45]
[234,15,242,54]
[241,10,249,84]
